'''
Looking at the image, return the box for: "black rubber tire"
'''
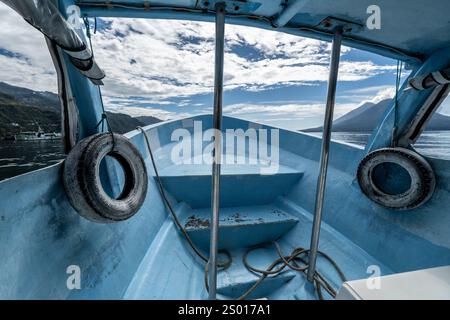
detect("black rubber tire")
[357,147,436,210]
[63,133,148,223]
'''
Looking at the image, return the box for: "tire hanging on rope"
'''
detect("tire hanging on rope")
[358,61,436,210]
[63,20,148,223]
[63,133,148,223]
[357,147,436,210]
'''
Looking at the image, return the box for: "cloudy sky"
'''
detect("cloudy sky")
[1,3,446,130]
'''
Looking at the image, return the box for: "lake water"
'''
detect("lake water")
[1,131,450,181]
[311,131,450,160]
[0,140,64,181]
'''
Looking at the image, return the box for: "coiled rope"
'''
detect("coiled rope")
[240,243,346,300]
[138,127,345,300]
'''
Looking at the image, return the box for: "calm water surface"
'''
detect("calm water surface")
[1,131,450,181]
[309,131,450,160]
[0,140,64,181]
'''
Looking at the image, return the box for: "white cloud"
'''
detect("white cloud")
[223,101,359,129]
[0,5,397,123]
[343,85,393,95]
[89,18,396,106]
[437,97,450,116]
[0,4,57,92]
[221,83,401,129]
[102,96,193,120]
[365,86,396,104]
[339,85,396,104]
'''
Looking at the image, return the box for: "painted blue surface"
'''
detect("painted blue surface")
[1,0,450,299]
[57,0,111,140]
[367,46,450,152]
[55,0,450,151]
[216,247,296,299]
[1,115,450,299]
[76,0,450,64]
[160,171,303,208]
[183,204,299,250]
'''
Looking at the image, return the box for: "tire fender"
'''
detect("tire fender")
[63,133,148,223]
[357,147,435,210]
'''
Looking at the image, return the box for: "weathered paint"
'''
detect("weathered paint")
[2,0,450,299]
[1,115,450,299]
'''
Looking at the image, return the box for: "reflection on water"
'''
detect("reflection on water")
[412,131,450,160]
[0,140,64,181]
[328,132,371,148]
[311,131,450,160]
[309,131,370,148]
[1,131,450,182]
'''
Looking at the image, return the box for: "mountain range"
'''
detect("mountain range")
[303,98,450,132]
[0,82,161,138]
[4,81,448,137]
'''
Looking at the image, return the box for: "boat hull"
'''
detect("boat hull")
[1,115,450,299]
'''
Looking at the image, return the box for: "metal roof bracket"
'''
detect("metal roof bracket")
[318,16,364,34]
[198,0,261,14]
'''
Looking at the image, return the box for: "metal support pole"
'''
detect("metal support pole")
[307,27,343,282]
[208,2,226,300]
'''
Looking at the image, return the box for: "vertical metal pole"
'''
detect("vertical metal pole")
[208,2,226,300]
[307,28,343,282]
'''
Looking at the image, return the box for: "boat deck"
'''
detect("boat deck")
[123,157,392,299]
[2,115,450,299]
[123,196,392,299]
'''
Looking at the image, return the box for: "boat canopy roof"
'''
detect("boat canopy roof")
[77,0,450,66]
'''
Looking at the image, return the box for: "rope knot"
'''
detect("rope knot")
[95,112,109,132]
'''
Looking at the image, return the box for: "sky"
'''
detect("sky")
[0,3,448,130]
